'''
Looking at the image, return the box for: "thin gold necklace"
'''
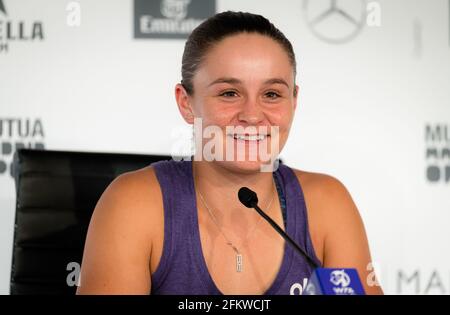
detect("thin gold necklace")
[197,179,275,273]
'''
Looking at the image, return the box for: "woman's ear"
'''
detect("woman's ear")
[293,85,299,111]
[175,83,195,124]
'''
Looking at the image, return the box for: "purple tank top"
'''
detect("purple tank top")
[150,159,322,295]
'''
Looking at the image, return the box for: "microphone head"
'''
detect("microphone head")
[238,187,258,208]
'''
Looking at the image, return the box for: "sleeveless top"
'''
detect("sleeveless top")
[150,159,322,295]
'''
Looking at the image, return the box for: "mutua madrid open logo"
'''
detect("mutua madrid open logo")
[425,123,450,183]
[0,0,45,54]
[134,0,216,39]
[0,118,45,178]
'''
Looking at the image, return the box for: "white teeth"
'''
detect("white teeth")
[233,134,267,141]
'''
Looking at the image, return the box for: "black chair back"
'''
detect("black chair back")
[11,149,171,294]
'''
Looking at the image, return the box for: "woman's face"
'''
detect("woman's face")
[177,32,298,173]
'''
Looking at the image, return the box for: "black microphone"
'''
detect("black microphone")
[238,187,320,269]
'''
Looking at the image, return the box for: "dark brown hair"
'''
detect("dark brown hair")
[181,11,297,96]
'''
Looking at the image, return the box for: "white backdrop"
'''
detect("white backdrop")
[1,0,449,294]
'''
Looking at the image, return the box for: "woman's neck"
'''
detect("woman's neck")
[192,160,276,231]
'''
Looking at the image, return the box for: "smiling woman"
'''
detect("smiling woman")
[76,11,383,295]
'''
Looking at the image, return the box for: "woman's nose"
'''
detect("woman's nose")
[237,99,265,125]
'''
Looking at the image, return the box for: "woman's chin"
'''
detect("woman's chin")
[214,159,275,174]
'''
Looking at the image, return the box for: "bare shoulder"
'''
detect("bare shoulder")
[291,168,383,294]
[107,165,163,212]
[289,169,361,263]
[291,168,358,220]
[77,165,163,294]
[292,168,351,201]
[291,167,365,244]
[95,165,163,238]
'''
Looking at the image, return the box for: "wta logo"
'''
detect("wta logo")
[330,269,355,294]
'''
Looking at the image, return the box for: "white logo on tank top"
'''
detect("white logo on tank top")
[289,278,309,295]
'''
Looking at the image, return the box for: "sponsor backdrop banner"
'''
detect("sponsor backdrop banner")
[1,0,449,294]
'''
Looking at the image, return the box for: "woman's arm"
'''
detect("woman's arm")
[319,176,383,295]
[76,167,160,294]
[297,171,383,295]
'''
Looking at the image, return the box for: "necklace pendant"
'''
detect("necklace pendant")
[236,254,243,272]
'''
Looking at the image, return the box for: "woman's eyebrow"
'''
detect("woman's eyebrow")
[263,78,290,88]
[207,77,289,88]
[207,77,242,87]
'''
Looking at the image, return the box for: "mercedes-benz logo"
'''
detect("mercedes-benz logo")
[303,0,366,44]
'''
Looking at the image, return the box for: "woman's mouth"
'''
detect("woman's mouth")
[232,134,269,141]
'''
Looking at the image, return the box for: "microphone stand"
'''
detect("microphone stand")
[250,202,320,269]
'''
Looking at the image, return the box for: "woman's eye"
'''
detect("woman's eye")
[219,91,238,97]
[265,91,280,99]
